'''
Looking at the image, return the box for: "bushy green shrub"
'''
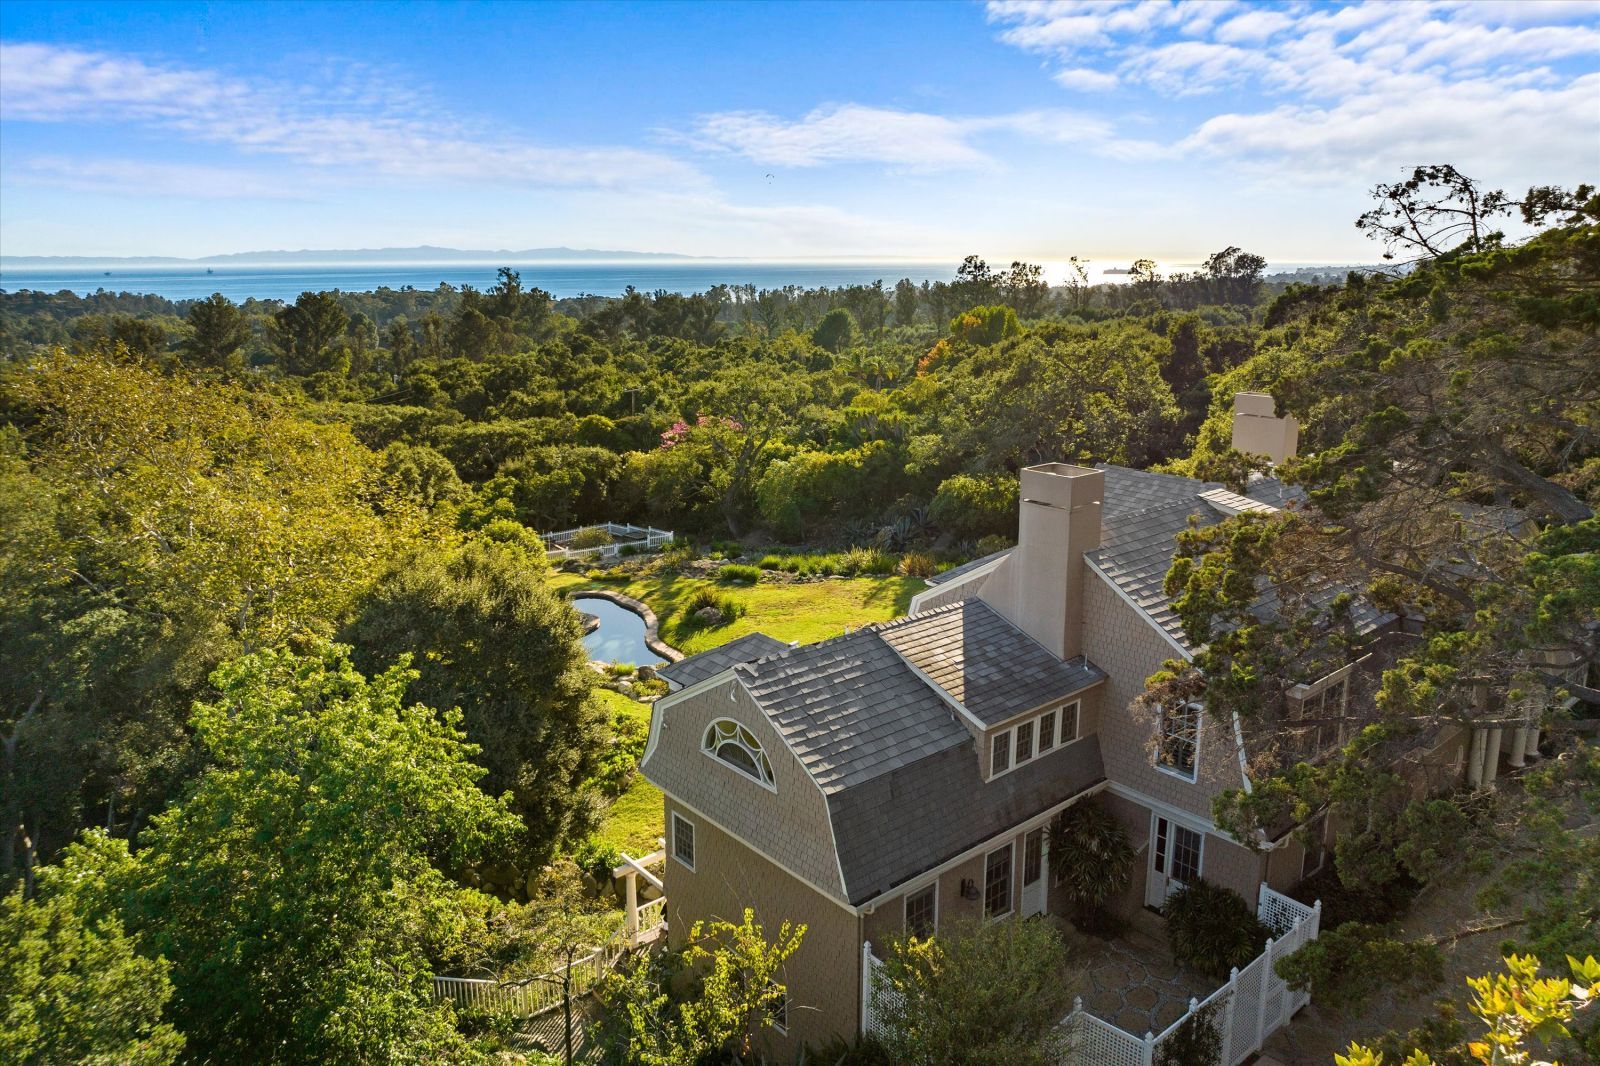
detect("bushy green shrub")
[569,527,615,550]
[842,545,896,575]
[679,588,746,628]
[1153,999,1223,1066]
[1164,880,1269,978]
[588,706,649,797]
[633,677,668,697]
[929,473,1019,541]
[715,564,762,585]
[570,838,623,883]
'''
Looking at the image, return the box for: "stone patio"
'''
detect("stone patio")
[1060,919,1220,1036]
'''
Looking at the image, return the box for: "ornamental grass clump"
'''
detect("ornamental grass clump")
[679,588,746,629]
[714,564,761,585]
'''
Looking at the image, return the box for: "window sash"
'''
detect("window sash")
[1015,720,1034,764]
[671,813,695,870]
[984,844,1013,918]
[1038,710,1056,752]
[991,731,1010,775]
[904,884,937,938]
[1158,704,1199,778]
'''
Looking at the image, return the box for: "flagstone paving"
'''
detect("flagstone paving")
[1062,922,1219,1037]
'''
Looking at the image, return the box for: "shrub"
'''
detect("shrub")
[756,554,784,570]
[633,677,668,698]
[569,527,615,550]
[709,539,743,558]
[1164,879,1270,978]
[588,707,648,797]
[975,533,1013,557]
[929,473,1019,541]
[898,552,939,578]
[570,838,623,883]
[1048,802,1136,931]
[842,545,896,575]
[715,564,761,585]
[679,588,746,629]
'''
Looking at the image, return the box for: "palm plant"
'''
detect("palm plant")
[1048,802,1136,933]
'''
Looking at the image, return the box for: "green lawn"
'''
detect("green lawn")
[578,567,925,857]
[553,568,925,655]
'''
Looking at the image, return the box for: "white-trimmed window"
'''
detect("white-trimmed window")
[904,881,937,938]
[671,812,696,870]
[983,843,1013,919]
[991,731,1011,775]
[703,718,776,789]
[987,700,1083,780]
[1157,702,1201,781]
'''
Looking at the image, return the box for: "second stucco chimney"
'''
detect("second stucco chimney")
[1231,392,1299,465]
[979,463,1103,660]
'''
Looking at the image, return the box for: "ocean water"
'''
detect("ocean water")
[0,261,959,303]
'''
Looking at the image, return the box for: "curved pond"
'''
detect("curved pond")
[573,596,667,666]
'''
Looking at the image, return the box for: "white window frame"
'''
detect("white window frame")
[985,699,1085,781]
[671,811,696,871]
[903,879,939,938]
[1152,814,1205,885]
[982,842,1014,921]
[701,717,778,792]
[1156,701,1202,783]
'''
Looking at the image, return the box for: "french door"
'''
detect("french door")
[1146,815,1203,909]
[1021,827,1048,917]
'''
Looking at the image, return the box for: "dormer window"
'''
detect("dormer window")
[987,699,1082,780]
[703,718,776,789]
[1157,702,1201,781]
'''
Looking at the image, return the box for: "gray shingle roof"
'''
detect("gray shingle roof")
[657,632,790,689]
[736,632,972,794]
[1090,497,1217,650]
[1098,464,1222,518]
[876,600,1106,725]
[829,736,1105,903]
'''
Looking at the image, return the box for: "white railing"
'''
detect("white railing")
[541,523,674,561]
[864,886,1320,1066]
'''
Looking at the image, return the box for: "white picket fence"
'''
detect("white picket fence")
[861,885,1320,1066]
[540,522,674,561]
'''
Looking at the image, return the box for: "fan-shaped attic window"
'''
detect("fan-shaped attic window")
[703,719,776,789]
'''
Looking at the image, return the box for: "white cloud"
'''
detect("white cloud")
[0,42,705,192]
[6,156,313,199]
[984,0,1600,181]
[1054,66,1121,91]
[683,103,1115,170]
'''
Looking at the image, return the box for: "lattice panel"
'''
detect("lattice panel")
[1065,1011,1148,1066]
[1257,885,1316,936]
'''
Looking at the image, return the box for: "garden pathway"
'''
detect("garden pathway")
[1061,922,1219,1037]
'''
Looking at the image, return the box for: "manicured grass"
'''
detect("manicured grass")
[595,774,664,857]
[595,685,649,725]
[553,568,925,656]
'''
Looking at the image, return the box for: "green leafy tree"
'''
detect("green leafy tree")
[346,538,609,862]
[870,918,1080,1066]
[271,290,349,376]
[928,472,1018,542]
[1,860,183,1066]
[1336,954,1599,1066]
[812,307,858,353]
[182,293,251,371]
[604,908,804,1065]
[112,642,520,1064]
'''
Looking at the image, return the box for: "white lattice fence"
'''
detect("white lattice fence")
[860,943,904,1042]
[1060,887,1322,1066]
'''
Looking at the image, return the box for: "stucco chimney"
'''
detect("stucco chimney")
[1231,391,1299,465]
[979,463,1103,660]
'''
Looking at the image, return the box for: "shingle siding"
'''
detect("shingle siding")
[1083,567,1241,821]
[664,798,862,1054]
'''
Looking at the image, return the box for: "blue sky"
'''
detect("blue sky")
[2,0,1597,264]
